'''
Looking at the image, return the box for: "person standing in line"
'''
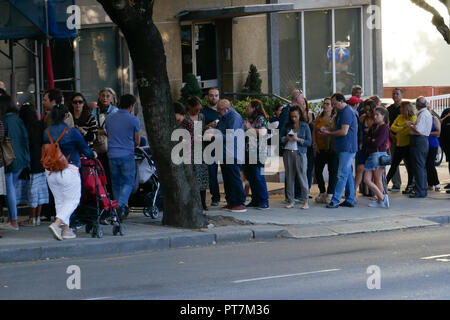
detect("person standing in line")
[45,104,95,240]
[17,103,49,226]
[0,96,30,231]
[321,93,358,208]
[386,101,416,195]
[215,99,247,213]
[280,106,311,210]
[312,98,338,204]
[201,87,220,206]
[439,107,450,193]
[243,99,269,210]
[186,97,210,211]
[364,107,391,208]
[386,88,403,192]
[42,88,74,128]
[92,88,118,192]
[425,102,441,191]
[69,93,98,147]
[405,96,433,198]
[354,99,376,197]
[105,94,140,217]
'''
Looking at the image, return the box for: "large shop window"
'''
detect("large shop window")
[334,8,362,96]
[304,10,333,100]
[79,27,119,103]
[278,8,363,101]
[278,12,302,98]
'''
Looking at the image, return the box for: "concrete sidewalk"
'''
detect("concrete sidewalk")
[0,167,448,264]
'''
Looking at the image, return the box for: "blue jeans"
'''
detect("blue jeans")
[243,164,269,207]
[5,170,22,221]
[220,164,246,207]
[208,163,220,202]
[331,152,356,206]
[109,155,136,211]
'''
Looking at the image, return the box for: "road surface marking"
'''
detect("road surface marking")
[84,297,113,300]
[421,254,450,260]
[232,268,341,284]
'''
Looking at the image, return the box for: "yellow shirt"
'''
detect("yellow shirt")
[390,114,417,147]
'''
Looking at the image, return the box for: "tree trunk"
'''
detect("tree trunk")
[97,0,206,228]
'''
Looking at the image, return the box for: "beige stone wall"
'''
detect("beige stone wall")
[231,14,268,93]
[76,0,269,99]
[153,0,268,99]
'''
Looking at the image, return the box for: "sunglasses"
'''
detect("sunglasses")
[72,100,84,104]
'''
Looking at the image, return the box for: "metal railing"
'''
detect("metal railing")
[426,94,450,116]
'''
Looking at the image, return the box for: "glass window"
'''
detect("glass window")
[79,27,119,103]
[304,10,333,100]
[334,8,362,96]
[181,25,193,83]
[278,12,302,98]
[195,23,217,82]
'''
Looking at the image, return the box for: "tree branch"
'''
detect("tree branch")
[411,0,450,44]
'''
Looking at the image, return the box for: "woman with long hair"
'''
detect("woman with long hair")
[0,96,30,231]
[386,101,416,194]
[17,103,49,226]
[243,99,269,210]
[313,98,338,204]
[45,104,95,240]
[354,99,376,196]
[185,96,209,211]
[364,107,391,208]
[69,93,98,146]
[281,106,312,210]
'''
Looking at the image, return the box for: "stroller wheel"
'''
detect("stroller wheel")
[143,206,152,217]
[96,227,104,238]
[112,225,120,236]
[150,207,159,219]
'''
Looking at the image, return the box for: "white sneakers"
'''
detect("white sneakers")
[49,223,76,240]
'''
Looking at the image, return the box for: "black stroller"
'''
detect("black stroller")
[70,157,126,238]
[128,146,161,219]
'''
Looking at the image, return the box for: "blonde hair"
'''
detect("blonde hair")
[401,101,415,119]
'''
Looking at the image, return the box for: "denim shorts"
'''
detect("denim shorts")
[364,152,387,171]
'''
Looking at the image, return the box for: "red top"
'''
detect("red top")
[365,123,390,154]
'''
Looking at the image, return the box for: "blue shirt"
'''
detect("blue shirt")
[216,108,244,162]
[3,113,30,173]
[92,104,118,128]
[105,109,140,159]
[43,122,94,168]
[200,105,219,126]
[335,105,358,153]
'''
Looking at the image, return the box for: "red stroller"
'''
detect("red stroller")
[70,157,125,238]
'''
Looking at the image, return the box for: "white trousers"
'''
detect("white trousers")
[46,165,81,226]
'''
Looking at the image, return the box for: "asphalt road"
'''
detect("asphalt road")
[1,224,450,300]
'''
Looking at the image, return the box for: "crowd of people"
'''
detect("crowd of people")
[0,81,448,240]
[186,86,449,212]
[0,84,140,240]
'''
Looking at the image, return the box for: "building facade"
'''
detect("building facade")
[0,0,383,108]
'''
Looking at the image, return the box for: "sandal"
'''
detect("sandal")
[19,218,37,227]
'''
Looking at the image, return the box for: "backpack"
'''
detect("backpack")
[41,127,71,173]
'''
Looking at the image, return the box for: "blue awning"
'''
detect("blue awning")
[0,0,77,40]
